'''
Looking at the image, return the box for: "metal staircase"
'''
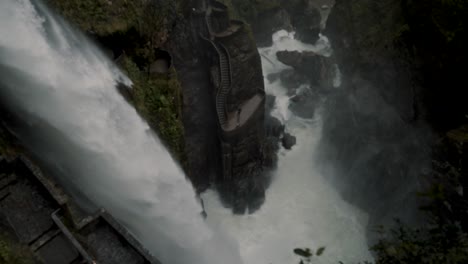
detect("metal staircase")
[203,39,232,126]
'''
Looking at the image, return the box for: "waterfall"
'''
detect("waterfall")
[0,1,241,263]
[202,30,373,264]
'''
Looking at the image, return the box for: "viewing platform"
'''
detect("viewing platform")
[0,155,160,264]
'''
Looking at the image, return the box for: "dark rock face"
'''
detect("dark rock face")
[169,1,268,213]
[231,0,323,46]
[263,114,283,170]
[276,50,330,86]
[267,69,308,93]
[220,118,266,214]
[314,0,467,242]
[316,0,436,236]
[265,115,284,138]
[230,0,293,47]
[251,7,292,47]
[218,32,268,213]
[278,69,308,91]
[219,27,264,112]
[288,1,321,44]
[167,12,221,192]
[402,1,468,132]
[431,125,468,230]
[289,88,317,119]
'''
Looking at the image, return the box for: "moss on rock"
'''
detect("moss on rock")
[120,57,186,164]
[0,234,34,264]
[47,0,137,35]
[0,126,18,157]
[46,0,187,164]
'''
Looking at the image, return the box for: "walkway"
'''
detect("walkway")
[202,39,232,126]
[224,94,264,131]
[201,0,264,132]
[0,156,160,264]
[213,24,242,38]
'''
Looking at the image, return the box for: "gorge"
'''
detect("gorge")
[0,0,467,263]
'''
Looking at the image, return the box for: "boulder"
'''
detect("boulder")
[265,114,284,138]
[276,50,332,87]
[289,2,321,44]
[282,133,297,150]
[252,8,292,47]
[279,69,308,92]
[289,88,317,119]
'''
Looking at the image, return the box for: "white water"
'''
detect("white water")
[202,31,373,264]
[0,1,241,263]
[0,1,374,263]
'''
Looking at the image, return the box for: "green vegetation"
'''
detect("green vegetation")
[293,247,326,264]
[47,0,186,164]
[426,0,468,42]
[120,57,186,164]
[0,126,17,157]
[370,181,468,263]
[47,0,137,35]
[47,0,177,37]
[0,234,34,264]
[372,221,468,263]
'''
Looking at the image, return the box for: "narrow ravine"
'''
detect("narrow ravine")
[202,31,373,264]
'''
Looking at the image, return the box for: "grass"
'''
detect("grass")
[0,126,17,157]
[47,0,186,165]
[0,234,34,264]
[47,0,138,35]
[120,57,186,165]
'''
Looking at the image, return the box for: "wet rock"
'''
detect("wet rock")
[289,88,317,119]
[263,136,280,169]
[276,50,320,69]
[265,94,276,114]
[265,114,284,138]
[149,59,170,74]
[279,69,308,92]
[116,82,133,103]
[432,125,468,229]
[282,133,296,150]
[252,8,292,47]
[266,72,281,83]
[276,50,326,86]
[289,2,321,44]
[263,114,284,170]
[276,50,304,67]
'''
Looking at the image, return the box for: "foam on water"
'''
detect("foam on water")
[202,30,373,264]
[0,1,241,263]
[1,2,372,262]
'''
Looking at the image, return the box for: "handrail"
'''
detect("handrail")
[200,37,232,126]
[204,6,213,38]
[51,210,95,264]
[202,1,234,129]
[218,42,233,97]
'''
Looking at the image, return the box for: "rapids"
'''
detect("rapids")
[202,31,373,264]
[0,1,373,263]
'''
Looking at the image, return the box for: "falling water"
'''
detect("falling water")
[0,1,241,263]
[202,31,373,264]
